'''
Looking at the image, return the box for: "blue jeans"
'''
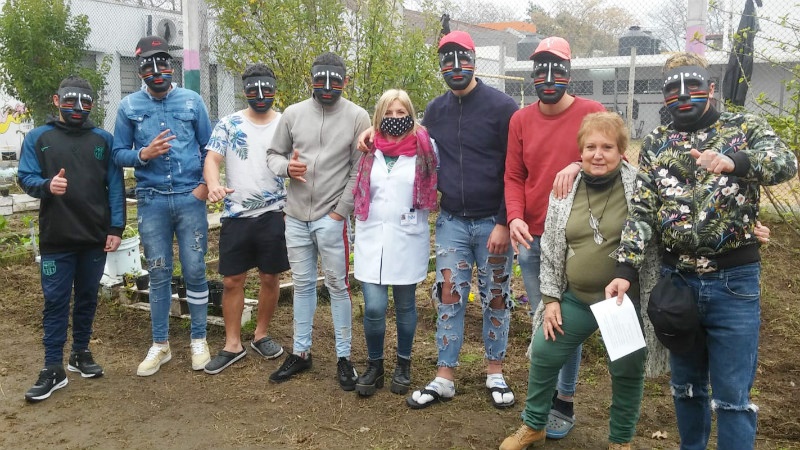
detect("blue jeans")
[433,213,513,367]
[137,190,208,342]
[664,263,761,450]
[362,283,418,360]
[40,248,107,366]
[518,239,582,397]
[285,215,352,358]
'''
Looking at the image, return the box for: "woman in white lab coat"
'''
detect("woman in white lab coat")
[352,89,437,398]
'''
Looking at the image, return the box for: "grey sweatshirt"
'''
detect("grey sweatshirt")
[267,97,370,221]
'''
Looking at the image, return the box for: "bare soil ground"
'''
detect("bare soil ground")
[0,219,798,450]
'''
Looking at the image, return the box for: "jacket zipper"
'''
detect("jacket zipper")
[458,96,466,216]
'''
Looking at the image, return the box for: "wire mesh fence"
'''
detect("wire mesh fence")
[20,0,799,215]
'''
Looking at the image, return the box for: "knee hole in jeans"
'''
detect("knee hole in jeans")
[711,399,759,413]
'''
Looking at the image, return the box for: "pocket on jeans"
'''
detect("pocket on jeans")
[723,271,760,298]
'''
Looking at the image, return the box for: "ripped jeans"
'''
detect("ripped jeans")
[285,215,352,358]
[665,263,761,450]
[137,190,209,342]
[433,213,513,367]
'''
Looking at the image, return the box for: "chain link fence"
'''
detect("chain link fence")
[61,0,799,218]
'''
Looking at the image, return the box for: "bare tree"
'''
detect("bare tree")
[528,0,635,58]
[648,0,726,51]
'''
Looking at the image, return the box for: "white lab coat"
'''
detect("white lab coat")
[354,150,431,285]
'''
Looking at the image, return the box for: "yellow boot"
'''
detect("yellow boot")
[608,443,631,450]
[499,424,546,450]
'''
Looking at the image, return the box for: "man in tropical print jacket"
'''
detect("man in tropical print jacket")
[606,52,797,450]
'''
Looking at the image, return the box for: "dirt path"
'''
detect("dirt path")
[1,222,799,449]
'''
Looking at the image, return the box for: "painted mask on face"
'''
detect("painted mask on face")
[138,55,174,93]
[57,87,93,127]
[662,65,711,126]
[532,57,571,104]
[380,115,414,137]
[244,76,276,113]
[439,49,475,91]
[311,65,345,105]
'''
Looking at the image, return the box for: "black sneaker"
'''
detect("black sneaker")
[337,357,358,391]
[67,349,104,378]
[25,366,68,403]
[269,353,312,383]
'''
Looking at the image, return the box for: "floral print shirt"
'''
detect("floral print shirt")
[615,111,797,273]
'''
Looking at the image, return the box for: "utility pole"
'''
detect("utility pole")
[686,0,709,54]
[182,0,202,94]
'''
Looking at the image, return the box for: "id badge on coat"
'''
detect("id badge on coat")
[400,210,418,226]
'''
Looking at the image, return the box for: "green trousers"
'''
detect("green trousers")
[522,291,646,443]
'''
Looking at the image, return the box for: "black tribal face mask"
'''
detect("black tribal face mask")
[244,76,276,113]
[57,87,93,127]
[311,65,345,105]
[531,56,571,104]
[439,49,475,91]
[138,55,174,93]
[662,65,711,126]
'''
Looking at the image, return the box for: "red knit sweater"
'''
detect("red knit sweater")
[504,96,606,236]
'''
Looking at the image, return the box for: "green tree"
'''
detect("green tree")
[208,0,441,114]
[0,0,109,126]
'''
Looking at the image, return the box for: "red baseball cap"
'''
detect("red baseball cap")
[135,35,170,58]
[438,31,475,52]
[531,36,571,60]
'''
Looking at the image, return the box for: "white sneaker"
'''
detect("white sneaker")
[137,343,172,377]
[190,338,211,370]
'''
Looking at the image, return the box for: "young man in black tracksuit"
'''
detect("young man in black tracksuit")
[18,76,125,402]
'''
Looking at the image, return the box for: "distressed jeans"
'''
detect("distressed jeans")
[285,215,352,358]
[433,213,513,367]
[40,248,107,366]
[665,263,761,450]
[361,283,418,361]
[137,190,208,342]
[518,239,582,397]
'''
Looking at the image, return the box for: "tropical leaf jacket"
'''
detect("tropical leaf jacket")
[615,112,797,274]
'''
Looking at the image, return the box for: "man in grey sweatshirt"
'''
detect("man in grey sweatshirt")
[266,52,371,391]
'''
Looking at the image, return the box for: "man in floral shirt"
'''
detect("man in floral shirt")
[203,63,289,374]
[606,52,797,450]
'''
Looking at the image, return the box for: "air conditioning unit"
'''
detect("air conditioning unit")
[156,18,177,44]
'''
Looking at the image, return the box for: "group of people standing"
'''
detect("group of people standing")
[17,28,796,450]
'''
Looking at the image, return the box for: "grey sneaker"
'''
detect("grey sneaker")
[250,337,284,360]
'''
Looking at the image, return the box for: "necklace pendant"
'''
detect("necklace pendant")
[589,213,604,245]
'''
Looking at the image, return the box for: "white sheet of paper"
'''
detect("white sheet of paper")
[589,294,646,361]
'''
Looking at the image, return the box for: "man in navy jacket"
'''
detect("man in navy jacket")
[405,30,520,410]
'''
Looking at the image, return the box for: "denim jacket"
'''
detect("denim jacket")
[112,84,212,193]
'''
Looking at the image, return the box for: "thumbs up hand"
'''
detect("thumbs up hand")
[288,149,307,183]
[50,168,68,195]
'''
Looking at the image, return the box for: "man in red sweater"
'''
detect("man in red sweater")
[504,36,605,440]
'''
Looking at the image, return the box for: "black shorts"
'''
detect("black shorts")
[218,211,290,276]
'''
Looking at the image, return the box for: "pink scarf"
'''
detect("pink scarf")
[353,128,438,221]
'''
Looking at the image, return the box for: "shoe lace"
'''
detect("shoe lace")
[35,369,54,385]
[145,345,164,361]
[190,340,207,355]
[337,358,354,378]
[512,425,533,441]
[75,351,95,365]
[280,354,300,370]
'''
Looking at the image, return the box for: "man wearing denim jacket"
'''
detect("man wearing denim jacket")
[112,35,213,376]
